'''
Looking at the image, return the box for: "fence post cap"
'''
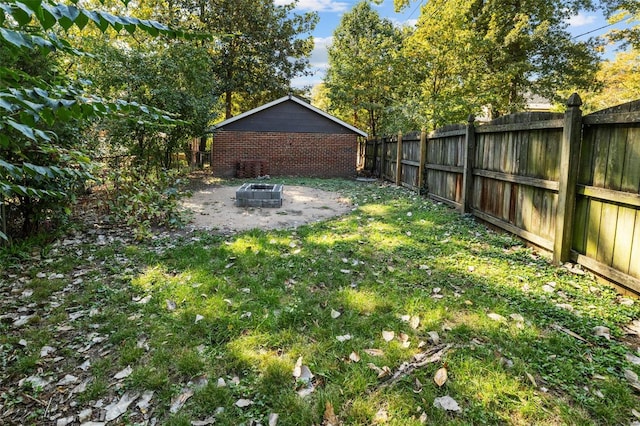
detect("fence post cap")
[566,93,582,108]
[467,114,475,123]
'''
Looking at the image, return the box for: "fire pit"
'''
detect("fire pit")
[236,183,283,208]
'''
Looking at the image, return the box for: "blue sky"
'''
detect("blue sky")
[275,0,633,89]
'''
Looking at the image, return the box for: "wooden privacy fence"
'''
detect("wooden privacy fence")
[364,95,640,295]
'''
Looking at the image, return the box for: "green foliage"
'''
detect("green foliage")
[83,40,218,170]
[4,179,640,424]
[324,1,404,136]
[0,0,194,242]
[402,0,600,125]
[191,0,318,118]
[99,166,191,238]
[602,0,640,49]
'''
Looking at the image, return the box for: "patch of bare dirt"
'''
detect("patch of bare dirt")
[182,184,352,234]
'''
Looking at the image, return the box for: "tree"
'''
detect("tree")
[603,0,640,49]
[400,1,481,130]
[580,48,640,112]
[82,39,218,170]
[324,1,404,136]
[193,0,317,118]
[0,0,191,241]
[397,0,601,120]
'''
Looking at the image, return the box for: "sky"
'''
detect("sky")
[274,0,634,89]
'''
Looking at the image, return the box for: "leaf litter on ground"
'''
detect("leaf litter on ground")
[2,177,640,425]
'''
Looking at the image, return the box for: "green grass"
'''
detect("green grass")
[1,177,640,425]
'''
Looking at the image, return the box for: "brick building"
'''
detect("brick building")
[209,95,367,178]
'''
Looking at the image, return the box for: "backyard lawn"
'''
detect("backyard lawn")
[2,178,640,425]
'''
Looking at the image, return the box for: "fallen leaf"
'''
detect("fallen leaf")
[136,390,154,414]
[487,313,505,322]
[433,395,461,412]
[331,309,341,319]
[336,334,352,342]
[364,348,384,357]
[170,388,194,413]
[509,313,524,322]
[556,303,574,311]
[195,314,204,323]
[235,398,253,408]
[56,374,78,386]
[298,365,314,383]
[349,351,361,362]
[268,412,279,426]
[414,377,423,393]
[19,375,51,389]
[418,412,428,423]
[382,330,394,342]
[56,416,75,426]
[551,323,588,342]
[434,367,448,387]
[627,353,640,365]
[593,326,610,340]
[136,294,152,304]
[624,369,640,392]
[373,407,389,423]
[526,372,537,388]
[166,300,177,311]
[293,356,303,378]
[409,315,420,329]
[217,377,226,387]
[323,401,340,426]
[427,331,440,345]
[632,408,640,419]
[114,365,133,380]
[297,384,316,398]
[191,417,216,426]
[40,345,56,357]
[105,391,139,421]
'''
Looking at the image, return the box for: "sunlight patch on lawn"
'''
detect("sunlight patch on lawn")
[340,289,385,315]
[358,204,393,216]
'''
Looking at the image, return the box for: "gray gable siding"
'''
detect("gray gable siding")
[218,101,355,134]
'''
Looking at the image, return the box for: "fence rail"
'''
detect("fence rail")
[364,95,640,295]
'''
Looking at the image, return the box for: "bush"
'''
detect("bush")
[101,165,191,238]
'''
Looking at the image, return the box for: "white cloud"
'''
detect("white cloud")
[291,36,332,89]
[275,0,350,12]
[567,12,597,27]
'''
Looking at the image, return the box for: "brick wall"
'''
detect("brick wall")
[211,131,357,178]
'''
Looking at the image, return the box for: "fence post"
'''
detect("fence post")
[381,137,386,179]
[396,131,403,186]
[461,115,476,213]
[554,93,583,265]
[418,129,427,194]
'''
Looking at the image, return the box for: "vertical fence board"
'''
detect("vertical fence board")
[573,196,589,253]
[597,204,619,266]
[606,126,628,190]
[613,207,637,274]
[586,200,603,259]
[578,126,596,185]
[363,97,640,293]
[592,128,610,187]
[630,211,640,279]
[622,128,640,192]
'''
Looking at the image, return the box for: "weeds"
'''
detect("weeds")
[1,178,639,425]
